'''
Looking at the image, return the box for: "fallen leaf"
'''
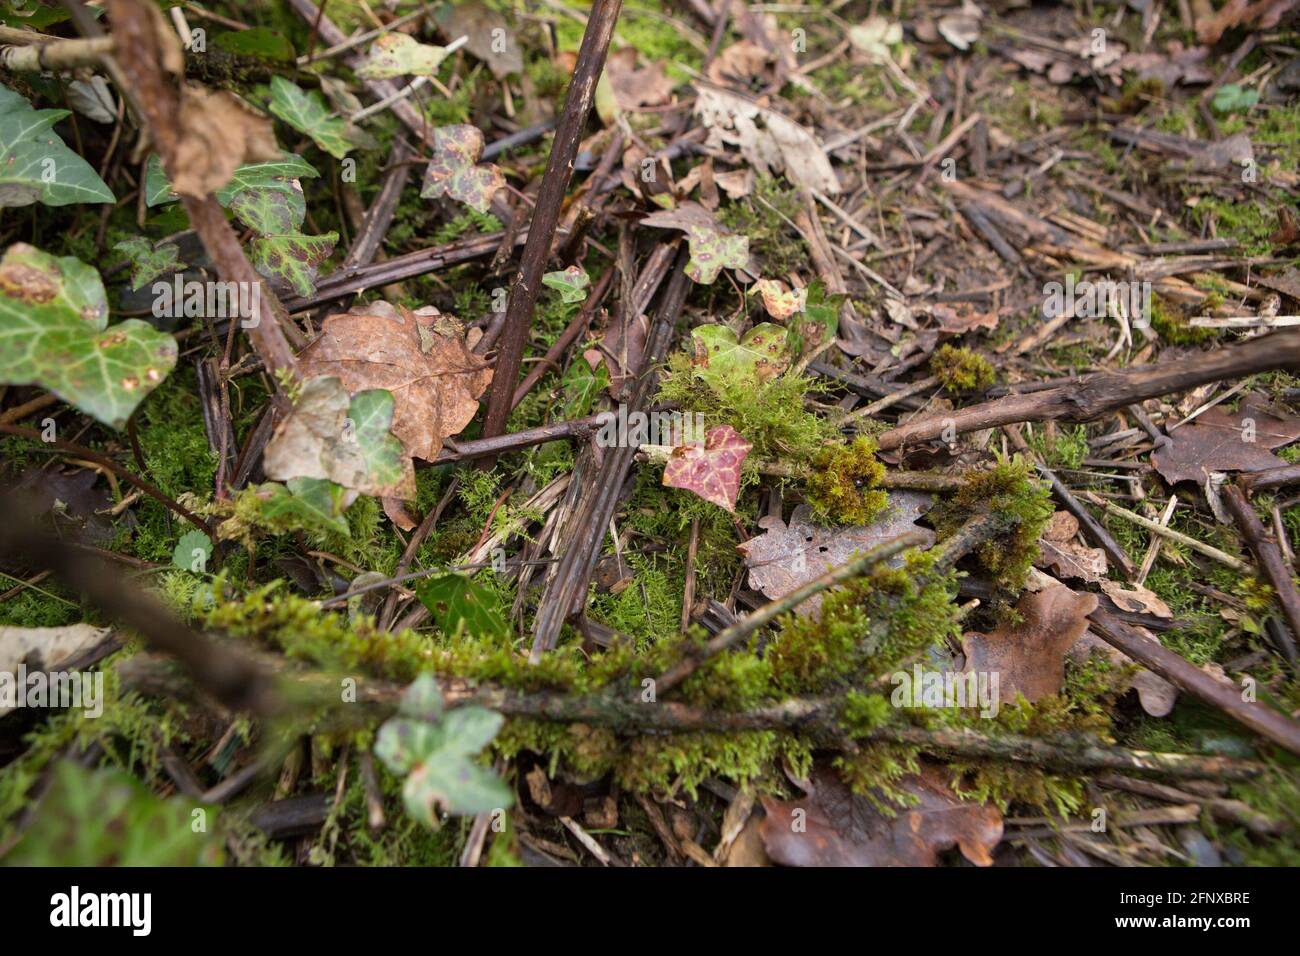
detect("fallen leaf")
[848,16,903,62]
[297,301,492,463]
[435,0,523,78]
[937,3,982,51]
[1118,43,1214,87]
[1152,399,1295,485]
[597,48,674,123]
[1196,0,1299,44]
[694,85,840,196]
[357,33,453,79]
[172,85,281,198]
[932,302,1002,334]
[738,496,935,615]
[751,279,807,320]
[642,201,752,284]
[759,763,1002,867]
[1034,511,1108,582]
[706,39,776,88]
[420,124,505,213]
[1,624,109,717]
[961,585,1098,703]
[662,425,752,511]
[263,376,416,499]
[1100,581,1174,619]
[542,265,590,303]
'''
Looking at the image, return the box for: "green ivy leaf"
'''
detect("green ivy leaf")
[642,202,750,284]
[212,26,296,62]
[420,124,505,213]
[690,322,791,389]
[249,231,338,298]
[113,236,186,290]
[0,83,115,207]
[561,357,607,419]
[357,33,453,79]
[8,761,223,866]
[416,573,509,640]
[1211,83,1259,115]
[398,673,444,722]
[0,243,177,429]
[263,376,415,499]
[542,265,591,303]
[171,528,213,573]
[267,77,353,159]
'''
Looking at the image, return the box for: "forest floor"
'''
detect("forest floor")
[1,0,1300,868]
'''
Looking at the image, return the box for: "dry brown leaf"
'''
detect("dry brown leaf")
[707,39,777,88]
[758,763,1003,867]
[1034,511,1108,582]
[738,495,934,615]
[1152,398,1296,485]
[1100,581,1174,619]
[605,48,675,112]
[297,301,492,462]
[1197,0,1299,44]
[962,585,1098,703]
[172,85,281,198]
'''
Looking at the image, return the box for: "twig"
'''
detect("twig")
[481,0,624,442]
[1094,497,1250,573]
[1222,484,1300,663]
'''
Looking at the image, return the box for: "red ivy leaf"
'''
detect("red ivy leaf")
[661,424,751,511]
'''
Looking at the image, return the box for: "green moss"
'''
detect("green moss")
[805,436,888,526]
[716,175,808,275]
[930,344,995,394]
[1028,424,1089,471]
[932,455,1054,589]
[1151,294,1218,345]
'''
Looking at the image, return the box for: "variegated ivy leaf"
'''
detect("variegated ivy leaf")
[267,77,353,159]
[690,322,790,389]
[113,237,186,291]
[751,279,807,320]
[420,124,505,214]
[662,424,752,512]
[542,265,590,304]
[263,376,415,499]
[0,243,176,429]
[375,694,512,825]
[357,33,453,79]
[398,674,444,722]
[641,201,750,284]
[0,83,115,208]
[249,231,338,298]
[145,152,318,209]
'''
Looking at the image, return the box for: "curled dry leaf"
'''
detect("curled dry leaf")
[357,33,452,79]
[751,279,807,320]
[738,495,934,615]
[961,585,1098,703]
[758,763,1003,867]
[661,424,752,512]
[420,124,505,214]
[694,86,840,196]
[172,85,281,198]
[1034,510,1108,583]
[297,301,492,463]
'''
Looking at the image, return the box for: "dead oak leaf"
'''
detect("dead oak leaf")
[759,763,1002,867]
[1197,0,1299,44]
[1152,398,1296,485]
[1034,510,1108,583]
[420,125,505,213]
[738,496,934,615]
[297,301,492,463]
[662,425,752,512]
[172,85,281,198]
[962,585,1098,703]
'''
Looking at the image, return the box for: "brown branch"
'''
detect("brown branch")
[1223,484,1300,663]
[481,0,624,441]
[104,0,299,389]
[1089,609,1300,755]
[511,267,614,410]
[878,330,1300,450]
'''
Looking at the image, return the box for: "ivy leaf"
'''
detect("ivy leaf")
[113,237,186,290]
[420,124,505,213]
[0,83,115,207]
[267,76,353,159]
[357,33,453,78]
[0,243,177,429]
[263,376,415,499]
[542,265,590,303]
[146,152,318,209]
[416,573,509,640]
[560,358,608,419]
[690,322,790,389]
[662,424,752,511]
[211,26,296,62]
[1212,83,1259,115]
[792,280,841,356]
[249,231,338,297]
[750,278,807,320]
[256,478,352,536]
[642,201,751,284]
[398,673,444,722]
[171,528,213,573]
